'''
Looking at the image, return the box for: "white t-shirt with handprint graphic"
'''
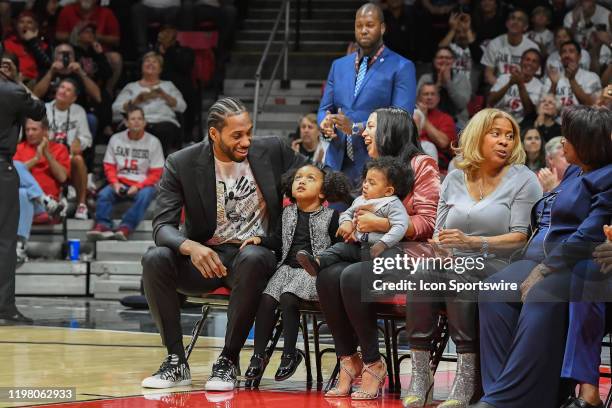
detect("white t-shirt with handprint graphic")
[206,158,268,245]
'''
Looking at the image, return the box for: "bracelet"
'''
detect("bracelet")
[480,236,489,258]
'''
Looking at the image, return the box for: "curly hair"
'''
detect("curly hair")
[362,156,411,199]
[282,164,353,204]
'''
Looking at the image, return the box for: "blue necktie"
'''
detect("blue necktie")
[347,56,369,161]
[354,56,369,97]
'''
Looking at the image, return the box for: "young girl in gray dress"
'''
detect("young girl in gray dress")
[240,164,352,382]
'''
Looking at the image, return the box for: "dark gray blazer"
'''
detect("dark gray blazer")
[0,77,46,156]
[152,136,308,253]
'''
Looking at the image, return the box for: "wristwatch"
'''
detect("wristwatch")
[351,122,361,136]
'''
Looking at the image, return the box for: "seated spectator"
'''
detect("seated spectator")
[70,21,113,139]
[156,25,196,144]
[597,83,612,110]
[418,46,471,128]
[527,6,555,56]
[470,0,507,45]
[481,9,539,87]
[32,0,62,45]
[33,42,101,106]
[87,107,163,241]
[588,16,611,76]
[488,48,544,125]
[523,93,562,143]
[547,26,592,73]
[563,0,609,50]
[438,10,482,93]
[13,119,68,264]
[46,78,92,220]
[537,136,569,192]
[3,11,51,84]
[543,40,602,109]
[131,0,181,56]
[382,0,416,60]
[416,82,456,171]
[55,0,121,94]
[290,114,328,165]
[522,127,546,172]
[112,51,186,157]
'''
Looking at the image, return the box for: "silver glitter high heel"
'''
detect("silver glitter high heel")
[437,353,477,408]
[402,349,434,407]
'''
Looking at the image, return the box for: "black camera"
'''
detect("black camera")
[61,51,70,68]
[119,185,129,196]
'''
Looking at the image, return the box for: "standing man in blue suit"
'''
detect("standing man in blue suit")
[318,3,416,186]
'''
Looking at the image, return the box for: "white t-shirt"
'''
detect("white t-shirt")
[546,49,591,73]
[103,130,165,184]
[563,5,610,49]
[527,29,555,55]
[491,74,544,123]
[207,158,268,245]
[542,68,602,108]
[45,101,92,150]
[481,34,540,76]
[449,43,473,79]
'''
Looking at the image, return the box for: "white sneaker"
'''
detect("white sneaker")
[41,195,64,217]
[74,204,88,220]
[204,356,239,391]
[142,354,192,389]
[16,241,27,268]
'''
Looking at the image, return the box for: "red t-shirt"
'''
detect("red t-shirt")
[419,108,457,171]
[13,141,71,199]
[56,4,120,49]
[3,35,49,80]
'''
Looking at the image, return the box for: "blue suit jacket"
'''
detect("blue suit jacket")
[317,47,416,185]
[533,164,612,271]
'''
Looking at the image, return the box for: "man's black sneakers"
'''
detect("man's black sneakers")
[141,354,191,388]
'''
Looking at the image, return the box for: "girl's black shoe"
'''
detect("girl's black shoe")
[244,353,268,380]
[274,352,303,381]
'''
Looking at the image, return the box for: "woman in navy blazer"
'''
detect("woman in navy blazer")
[472,106,612,408]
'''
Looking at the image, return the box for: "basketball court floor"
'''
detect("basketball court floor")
[2,297,610,407]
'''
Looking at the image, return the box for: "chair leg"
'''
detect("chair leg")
[382,318,395,391]
[430,314,450,375]
[313,314,323,388]
[184,305,210,361]
[390,319,402,392]
[301,313,313,386]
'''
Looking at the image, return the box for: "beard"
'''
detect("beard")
[218,138,246,162]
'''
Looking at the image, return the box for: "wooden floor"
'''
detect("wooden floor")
[2,326,610,407]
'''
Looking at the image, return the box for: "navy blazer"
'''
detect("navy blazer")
[532,164,612,271]
[317,46,416,184]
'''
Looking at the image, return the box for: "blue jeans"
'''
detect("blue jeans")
[15,161,45,240]
[95,184,156,231]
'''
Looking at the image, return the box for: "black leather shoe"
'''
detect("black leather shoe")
[0,309,33,325]
[274,352,302,381]
[563,397,603,408]
[468,402,495,408]
[296,250,320,276]
[244,353,268,380]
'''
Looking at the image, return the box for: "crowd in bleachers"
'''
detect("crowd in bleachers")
[0,0,244,263]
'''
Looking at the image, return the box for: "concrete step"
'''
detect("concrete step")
[223,79,327,98]
[257,111,304,123]
[234,39,346,53]
[29,219,154,245]
[91,278,141,300]
[95,240,155,261]
[16,261,88,296]
[251,0,364,9]
[226,51,342,79]
[236,29,353,42]
[243,18,354,32]
[90,260,143,276]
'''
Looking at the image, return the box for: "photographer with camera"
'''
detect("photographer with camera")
[87,106,163,241]
[33,43,101,107]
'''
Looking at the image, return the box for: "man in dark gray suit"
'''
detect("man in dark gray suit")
[0,71,46,325]
[141,97,308,391]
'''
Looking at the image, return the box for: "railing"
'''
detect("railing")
[253,0,291,134]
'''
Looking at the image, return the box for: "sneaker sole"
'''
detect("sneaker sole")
[141,378,192,389]
[86,231,114,241]
[204,380,237,391]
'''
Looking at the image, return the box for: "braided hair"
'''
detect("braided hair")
[206,97,248,137]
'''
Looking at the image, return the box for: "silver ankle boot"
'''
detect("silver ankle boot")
[437,353,477,408]
[402,349,434,407]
